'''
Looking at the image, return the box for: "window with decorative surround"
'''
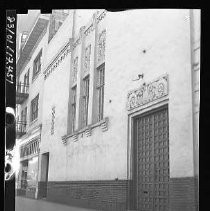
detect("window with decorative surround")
[65,12,108,140]
[97,63,105,121]
[71,86,77,132]
[81,76,90,128]
[31,94,39,122]
[33,50,42,80]
[93,29,106,123]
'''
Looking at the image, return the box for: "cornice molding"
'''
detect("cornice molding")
[43,39,73,80]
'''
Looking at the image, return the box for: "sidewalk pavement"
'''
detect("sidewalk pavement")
[15,196,98,211]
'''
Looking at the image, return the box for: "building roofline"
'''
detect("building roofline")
[16,14,50,77]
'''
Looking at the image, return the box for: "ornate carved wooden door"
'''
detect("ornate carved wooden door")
[134,106,169,211]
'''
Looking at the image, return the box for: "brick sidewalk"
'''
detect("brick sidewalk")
[15,196,98,211]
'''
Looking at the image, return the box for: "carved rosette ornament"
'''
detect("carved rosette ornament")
[72,57,78,83]
[97,30,106,64]
[127,75,168,111]
[84,45,91,74]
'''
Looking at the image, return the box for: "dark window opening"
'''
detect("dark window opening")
[82,76,90,127]
[71,86,77,132]
[33,50,42,80]
[97,63,105,121]
[31,94,39,122]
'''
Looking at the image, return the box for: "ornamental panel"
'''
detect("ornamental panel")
[127,75,168,111]
[51,106,55,135]
[97,30,106,65]
[72,57,78,83]
[83,45,91,74]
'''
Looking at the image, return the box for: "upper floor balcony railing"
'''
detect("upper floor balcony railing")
[16,121,27,138]
[16,83,29,104]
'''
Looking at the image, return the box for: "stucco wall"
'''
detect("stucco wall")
[40,52,71,180]
[107,9,193,178]
[40,20,72,181]
[45,11,74,66]
[17,28,48,135]
[74,9,97,36]
[40,9,194,181]
[190,9,200,178]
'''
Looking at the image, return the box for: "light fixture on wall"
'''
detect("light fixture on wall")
[132,73,144,81]
[6,107,15,127]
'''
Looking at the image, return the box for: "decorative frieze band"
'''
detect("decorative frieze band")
[85,127,92,137]
[72,36,81,50]
[84,23,95,37]
[61,117,109,145]
[96,10,106,24]
[62,138,67,145]
[100,117,108,132]
[44,41,72,80]
[127,75,169,111]
[72,10,106,47]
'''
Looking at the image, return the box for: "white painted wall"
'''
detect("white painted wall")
[45,11,74,66]
[40,12,74,181]
[74,10,98,36]
[190,9,200,178]
[17,26,49,137]
[40,9,195,181]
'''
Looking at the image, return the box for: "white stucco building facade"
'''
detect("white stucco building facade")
[16,9,200,211]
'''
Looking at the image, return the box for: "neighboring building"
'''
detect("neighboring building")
[16,11,50,198]
[16,9,200,211]
[16,10,40,60]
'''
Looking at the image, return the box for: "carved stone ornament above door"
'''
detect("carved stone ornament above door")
[127,75,168,111]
